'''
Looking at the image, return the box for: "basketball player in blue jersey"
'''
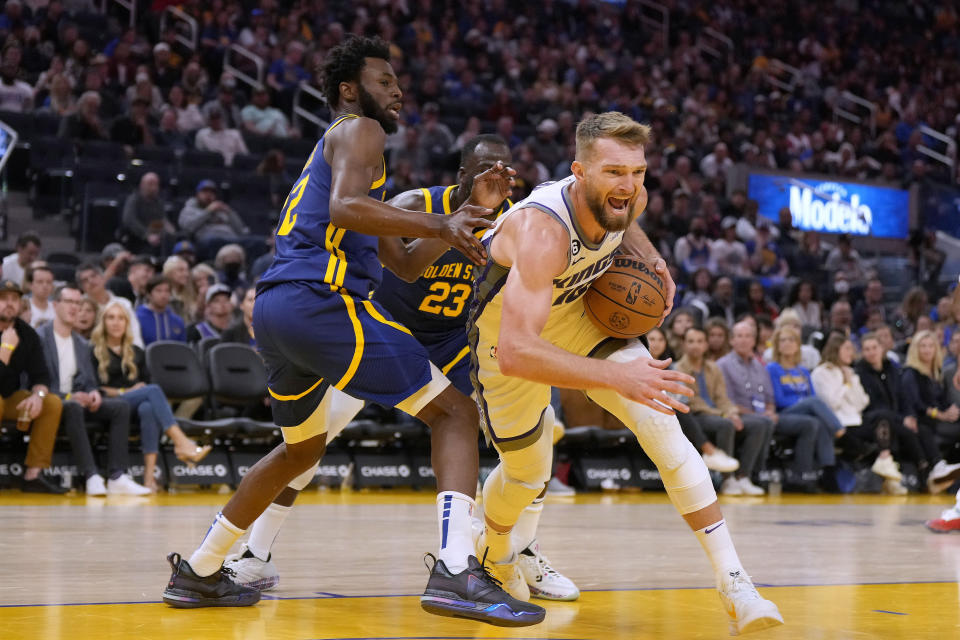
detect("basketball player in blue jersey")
[162,36,546,626]
[221,135,578,603]
[469,112,783,635]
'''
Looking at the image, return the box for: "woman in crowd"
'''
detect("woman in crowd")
[163,256,198,322]
[762,309,821,371]
[646,326,675,362]
[666,308,696,359]
[900,329,960,493]
[705,317,730,361]
[744,279,780,320]
[767,325,845,474]
[75,297,99,340]
[812,334,905,493]
[892,287,929,342]
[90,300,211,492]
[786,280,822,330]
[191,263,218,323]
[681,267,713,310]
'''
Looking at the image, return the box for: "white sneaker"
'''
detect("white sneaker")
[517,539,579,601]
[882,478,908,495]
[718,570,784,636]
[546,476,575,496]
[703,450,740,473]
[928,460,960,494]
[224,543,280,591]
[86,474,106,496]
[721,477,743,496]
[870,455,903,481]
[107,473,152,496]
[737,476,765,496]
[476,532,529,601]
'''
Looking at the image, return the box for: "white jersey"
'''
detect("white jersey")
[473,176,624,345]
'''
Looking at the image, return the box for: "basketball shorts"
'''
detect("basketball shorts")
[417,329,472,397]
[254,281,447,438]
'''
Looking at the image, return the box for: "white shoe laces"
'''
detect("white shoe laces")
[528,546,561,579]
[724,571,761,601]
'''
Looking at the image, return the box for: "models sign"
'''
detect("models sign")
[747,172,910,238]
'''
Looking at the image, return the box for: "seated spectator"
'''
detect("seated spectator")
[417,102,455,167]
[673,216,716,276]
[767,325,847,475]
[743,280,779,320]
[945,330,960,371]
[90,300,209,492]
[712,217,751,278]
[121,172,175,254]
[172,240,198,267]
[256,150,294,209]
[762,309,821,371]
[718,321,819,492]
[109,96,156,147]
[875,324,902,365]
[666,308,696,359]
[0,279,65,494]
[190,263,218,323]
[215,243,249,291]
[748,222,789,282]
[676,327,773,495]
[75,262,143,348]
[813,334,906,492]
[2,231,41,290]
[108,255,155,307]
[187,284,234,342]
[150,42,180,92]
[892,286,929,342]
[645,326,674,362]
[25,264,55,328]
[58,91,108,140]
[786,280,822,330]
[162,256,197,321]
[202,80,243,129]
[136,276,186,345]
[39,285,150,496]
[166,86,205,133]
[853,278,886,330]
[220,287,255,346]
[195,106,249,166]
[75,297,98,340]
[241,85,292,138]
[705,317,730,361]
[707,276,736,326]
[900,329,960,493]
[680,267,712,319]
[828,299,856,341]
[40,73,75,116]
[825,234,868,287]
[178,181,256,260]
[266,41,309,108]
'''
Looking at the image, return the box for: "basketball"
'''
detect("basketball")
[584,254,667,339]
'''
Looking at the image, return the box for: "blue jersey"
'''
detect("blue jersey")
[374,185,510,341]
[258,114,388,297]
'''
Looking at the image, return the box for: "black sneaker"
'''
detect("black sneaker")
[420,553,546,627]
[21,475,68,494]
[161,552,261,608]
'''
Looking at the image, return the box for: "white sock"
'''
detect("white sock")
[436,491,476,573]
[511,498,544,554]
[189,512,244,577]
[246,503,292,561]
[693,519,744,586]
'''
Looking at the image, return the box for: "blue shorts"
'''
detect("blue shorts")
[254,281,432,427]
[417,329,472,397]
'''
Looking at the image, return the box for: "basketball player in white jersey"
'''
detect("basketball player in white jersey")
[467,111,783,635]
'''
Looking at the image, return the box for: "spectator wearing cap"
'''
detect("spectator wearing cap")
[124,69,164,116]
[121,172,174,254]
[108,255,155,308]
[150,41,180,92]
[0,278,65,494]
[75,261,143,348]
[525,119,564,173]
[2,231,41,289]
[241,85,292,138]
[172,240,197,267]
[26,264,55,329]
[136,275,186,345]
[712,216,751,278]
[178,179,253,256]
[220,287,256,347]
[186,284,234,342]
[195,105,248,166]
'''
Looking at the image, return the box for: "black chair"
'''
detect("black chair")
[78,140,128,164]
[132,145,178,165]
[196,335,221,364]
[207,343,276,432]
[28,136,75,215]
[77,180,127,252]
[182,149,225,169]
[45,252,82,266]
[32,112,62,137]
[0,110,34,142]
[231,154,264,172]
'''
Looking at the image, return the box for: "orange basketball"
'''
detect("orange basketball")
[584,254,667,339]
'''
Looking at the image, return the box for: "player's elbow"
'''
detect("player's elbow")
[496,342,524,377]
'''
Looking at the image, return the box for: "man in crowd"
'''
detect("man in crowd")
[241,85,292,138]
[136,275,186,345]
[121,172,175,254]
[75,262,143,347]
[195,106,249,166]
[2,231,41,288]
[26,264,55,328]
[186,284,234,342]
[178,180,255,260]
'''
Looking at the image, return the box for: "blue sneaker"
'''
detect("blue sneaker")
[161,552,261,608]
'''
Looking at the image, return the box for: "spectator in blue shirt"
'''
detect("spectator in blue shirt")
[136,275,186,345]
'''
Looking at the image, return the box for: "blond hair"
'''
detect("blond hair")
[771,325,802,368]
[905,329,942,380]
[575,111,652,160]
[90,300,139,385]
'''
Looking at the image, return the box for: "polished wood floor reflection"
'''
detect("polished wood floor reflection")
[1,489,958,639]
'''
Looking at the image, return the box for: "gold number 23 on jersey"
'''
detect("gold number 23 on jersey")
[418,282,471,317]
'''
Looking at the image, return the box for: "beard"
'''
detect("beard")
[582,183,633,232]
[357,85,398,134]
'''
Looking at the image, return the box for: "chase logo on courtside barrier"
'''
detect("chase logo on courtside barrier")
[747,172,910,238]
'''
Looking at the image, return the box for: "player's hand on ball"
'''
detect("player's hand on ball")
[654,258,675,327]
[619,357,694,415]
[468,161,516,210]
[443,205,494,266]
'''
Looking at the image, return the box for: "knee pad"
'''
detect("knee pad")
[288,460,319,490]
[544,404,565,445]
[324,388,365,442]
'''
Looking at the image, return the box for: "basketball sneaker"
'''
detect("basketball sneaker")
[420,553,546,627]
[718,570,784,636]
[702,450,740,473]
[927,460,960,494]
[161,552,261,608]
[223,543,280,591]
[925,505,960,533]
[518,539,580,601]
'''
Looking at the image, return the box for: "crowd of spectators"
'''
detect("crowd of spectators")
[0,1,959,494]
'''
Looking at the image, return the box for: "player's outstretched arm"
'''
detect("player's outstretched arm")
[494,210,694,414]
[327,118,493,265]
